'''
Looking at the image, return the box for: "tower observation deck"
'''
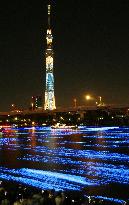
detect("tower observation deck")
[44,4,56,110]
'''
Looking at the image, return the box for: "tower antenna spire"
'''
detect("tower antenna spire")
[48,4,51,28]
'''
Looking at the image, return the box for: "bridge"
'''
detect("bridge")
[0,104,129,117]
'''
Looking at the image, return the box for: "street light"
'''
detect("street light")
[85,95,92,101]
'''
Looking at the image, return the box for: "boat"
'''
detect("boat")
[51,123,77,129]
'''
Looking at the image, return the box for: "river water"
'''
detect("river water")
[0,126,129,201]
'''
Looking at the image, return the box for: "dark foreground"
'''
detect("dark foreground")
[0,181,127,205]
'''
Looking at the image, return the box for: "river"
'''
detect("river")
[0,126,129,201]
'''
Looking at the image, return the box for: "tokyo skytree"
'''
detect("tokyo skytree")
[44,3,56,110]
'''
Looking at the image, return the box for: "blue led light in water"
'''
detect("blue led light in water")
[18,152,129,185]
[0,167,97,190]
[26,146,129,163]
[78,126,119,131]
[83,134,129,139]
[85,195,126,204]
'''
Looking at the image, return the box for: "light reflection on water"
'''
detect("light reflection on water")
[0,126,129,200]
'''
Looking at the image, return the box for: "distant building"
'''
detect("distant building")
[31,96,42,110]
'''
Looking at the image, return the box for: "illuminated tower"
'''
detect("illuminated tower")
[44,4,56,110]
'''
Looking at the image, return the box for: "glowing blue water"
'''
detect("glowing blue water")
[0,126,129,201]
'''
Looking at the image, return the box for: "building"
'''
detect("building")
[31,96,42,110]
[44,4,56,110]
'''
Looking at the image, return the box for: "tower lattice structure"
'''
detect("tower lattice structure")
[44,4,56,110]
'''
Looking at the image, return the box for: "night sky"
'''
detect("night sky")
[0,0,129,111]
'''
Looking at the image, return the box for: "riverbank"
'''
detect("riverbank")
[0,181,128,205]
[0,106,129,127]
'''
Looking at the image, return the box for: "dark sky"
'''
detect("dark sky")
[0,0,129,111]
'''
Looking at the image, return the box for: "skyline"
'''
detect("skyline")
[0,0,129,111]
